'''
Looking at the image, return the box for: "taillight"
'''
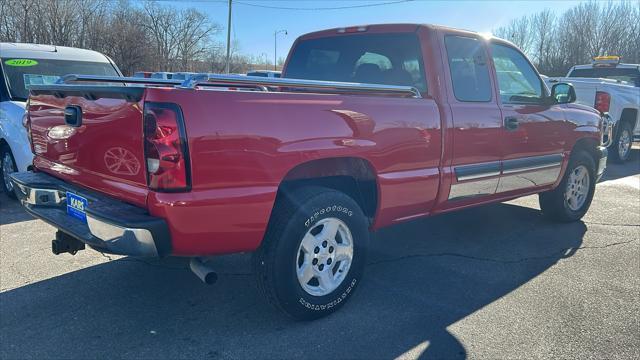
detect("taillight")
[143,102,191,192]
[594,91,610,113]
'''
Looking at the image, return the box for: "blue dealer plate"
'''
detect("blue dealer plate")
[66,192,88,223]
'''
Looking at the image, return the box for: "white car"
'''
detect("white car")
[0,43,122,198]
[547,56,640,162]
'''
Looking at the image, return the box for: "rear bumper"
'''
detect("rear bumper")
[596,146,608,181]
[10,171,171,257]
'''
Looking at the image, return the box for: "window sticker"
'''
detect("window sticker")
[4,59,39,67]
[23,74,61,88]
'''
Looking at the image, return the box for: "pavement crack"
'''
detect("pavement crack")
[367,239,639,267]
[100,252,114,261]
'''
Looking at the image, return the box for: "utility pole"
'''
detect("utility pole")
[274,29,287,71]
[225,0,232,74]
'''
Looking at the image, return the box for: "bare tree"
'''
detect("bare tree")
[495,0,640,76]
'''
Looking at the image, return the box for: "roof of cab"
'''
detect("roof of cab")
[0,43,111,63]
[296,23,511,45]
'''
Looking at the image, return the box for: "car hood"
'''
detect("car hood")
[8,101,26,111]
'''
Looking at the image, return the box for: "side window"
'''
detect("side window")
[444,35,492,102]
[490,43,544,104]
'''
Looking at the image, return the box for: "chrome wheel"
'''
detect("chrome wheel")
[618,129,631,160]
[565,165,590,211]
[296,217,354,297]
[2,151,15,193]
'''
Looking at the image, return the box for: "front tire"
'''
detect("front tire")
[252,186,369,320]
[609,121,633,163]
[539,150,596,222]
[1,144,17,199]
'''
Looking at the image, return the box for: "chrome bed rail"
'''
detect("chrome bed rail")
[56,74,422,98]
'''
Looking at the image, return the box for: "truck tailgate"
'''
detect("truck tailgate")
[28,93,149,206]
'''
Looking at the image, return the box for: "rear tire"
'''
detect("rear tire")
[609,121,633,163]
[252,186,369,320]
[539,151,596,222]
[1,144,17,199]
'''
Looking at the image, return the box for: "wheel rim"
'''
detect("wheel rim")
[296,217,354,297]
[618,129,631,159]
[2,152,15,192]
[565,165,590,211]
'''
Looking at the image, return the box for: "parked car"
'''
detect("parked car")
[547,56,639,162]
[11,24,608,320]
[246,70,281,78]
[0,43,122,198]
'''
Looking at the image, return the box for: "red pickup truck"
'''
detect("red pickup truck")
[11,24,609,320]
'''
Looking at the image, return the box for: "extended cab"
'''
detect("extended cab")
[11,24,608,320]
[548,56,639,162]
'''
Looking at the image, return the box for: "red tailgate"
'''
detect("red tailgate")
[28,95,149,206]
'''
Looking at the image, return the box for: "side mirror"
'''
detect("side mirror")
[550,83,576,104]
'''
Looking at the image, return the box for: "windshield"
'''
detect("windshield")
[1,58,119,101]
[567,67,640,87]
[285,33,427,93]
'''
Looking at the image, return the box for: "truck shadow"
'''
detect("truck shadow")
[599,149,640,183]
[0,202,585,359]
[0,192,34,225]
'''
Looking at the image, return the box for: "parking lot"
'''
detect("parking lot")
[0,154,638,359]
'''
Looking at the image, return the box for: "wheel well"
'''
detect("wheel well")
[619,108,638,130]
[278,157,378,221]
[572,137,600,165]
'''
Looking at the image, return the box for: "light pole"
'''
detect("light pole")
[225,0,232,74]
[274,29,287,71]
[260,53,268,70]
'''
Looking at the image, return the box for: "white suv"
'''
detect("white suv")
[0,43,121,198]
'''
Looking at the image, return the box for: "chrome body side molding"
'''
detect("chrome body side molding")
[448,153,565,200]
[454,161,501,181]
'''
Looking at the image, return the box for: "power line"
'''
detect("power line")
[233,0,415,11]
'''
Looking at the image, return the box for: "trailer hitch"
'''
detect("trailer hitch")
[52,231,85,255]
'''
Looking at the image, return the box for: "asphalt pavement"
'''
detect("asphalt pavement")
[1,153,638,359]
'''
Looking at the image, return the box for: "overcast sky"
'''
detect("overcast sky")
[165,0,585,62]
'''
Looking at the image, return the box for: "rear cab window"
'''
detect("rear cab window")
[285,32,427,93]
[444,35,492,102]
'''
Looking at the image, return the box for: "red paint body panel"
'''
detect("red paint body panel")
[26,24,603,256]
[29,96,149,206]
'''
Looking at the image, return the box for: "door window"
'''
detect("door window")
[444,35,492,102]
[490,43,544,104]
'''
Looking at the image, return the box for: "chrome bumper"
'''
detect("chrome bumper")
[10,171,171,257]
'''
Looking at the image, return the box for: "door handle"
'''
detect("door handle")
[505,116,519,131]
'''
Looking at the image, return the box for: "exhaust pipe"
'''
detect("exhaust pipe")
[189,258,218,285]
